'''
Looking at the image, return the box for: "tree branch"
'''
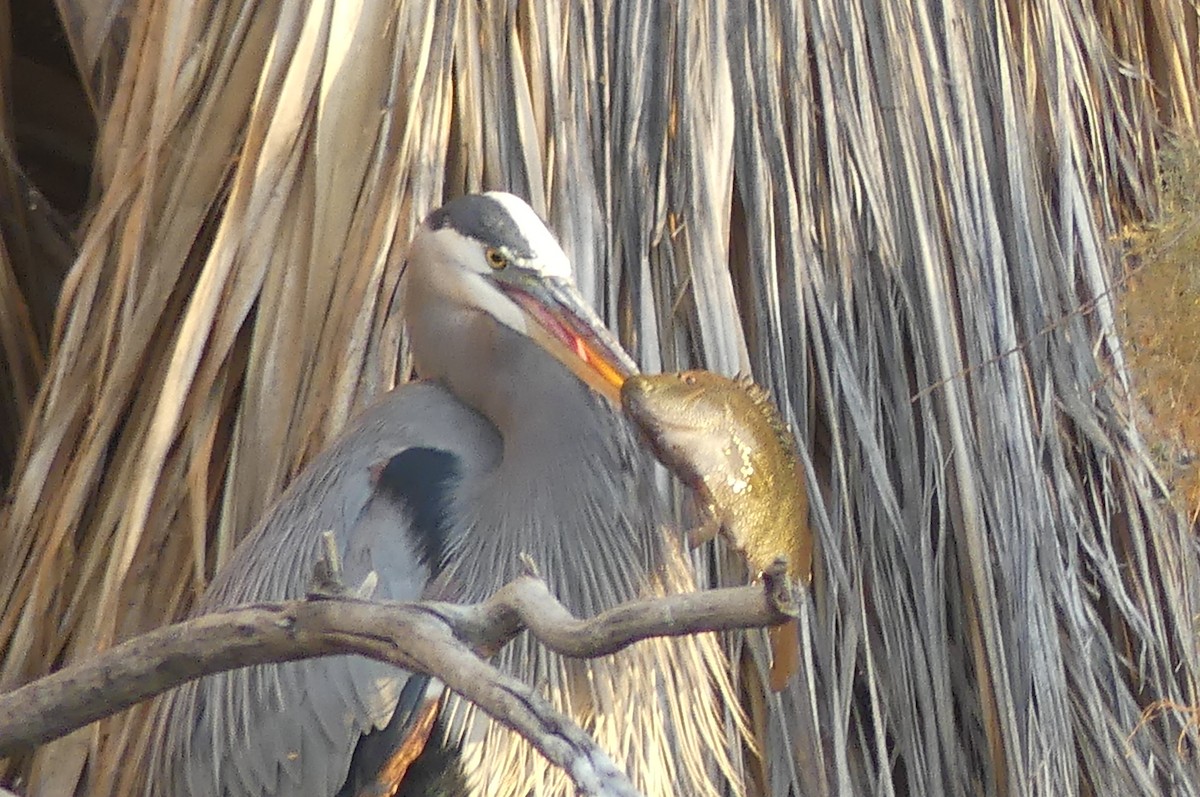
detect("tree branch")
[0,566,794,796]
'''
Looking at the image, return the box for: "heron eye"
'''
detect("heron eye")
[485,247,508,270]
[683,373,697,385]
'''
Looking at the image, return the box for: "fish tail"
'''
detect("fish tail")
[767,618,800,692]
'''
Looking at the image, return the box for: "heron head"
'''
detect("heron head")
[402,192,636,403]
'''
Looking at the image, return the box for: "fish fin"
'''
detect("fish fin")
[733,374,801,459]
[768,618,800,691]
[686,516,722,548]
[730,371,764,397]
[734,372,768,399]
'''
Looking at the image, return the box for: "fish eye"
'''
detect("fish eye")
[485,247,508,270]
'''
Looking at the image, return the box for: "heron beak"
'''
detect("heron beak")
[498,275,638,403]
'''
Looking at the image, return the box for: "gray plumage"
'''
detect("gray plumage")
[146,384,497,795]
[145,193,744,797]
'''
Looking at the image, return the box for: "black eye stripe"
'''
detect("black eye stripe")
[426,195,538,259]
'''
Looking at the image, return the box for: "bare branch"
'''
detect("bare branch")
[0,575,791,796]
[307,530,350,597]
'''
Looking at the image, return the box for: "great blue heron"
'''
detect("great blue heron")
[144,192,744,797]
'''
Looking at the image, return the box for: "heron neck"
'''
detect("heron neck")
[414,307,617,464]
[432,314,663,611]
[486,324,616,464]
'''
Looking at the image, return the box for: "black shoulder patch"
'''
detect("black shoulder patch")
[375,447,461,573]
[425,194,537,259]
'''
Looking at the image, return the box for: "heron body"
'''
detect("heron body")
[146,193,743,797]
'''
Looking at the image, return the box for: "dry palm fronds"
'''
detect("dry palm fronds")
[1,1,1198,795]
[0,1,78,490]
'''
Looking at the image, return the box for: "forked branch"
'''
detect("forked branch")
[0,553,794,797]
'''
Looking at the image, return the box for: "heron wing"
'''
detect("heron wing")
[146,383,500,797]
